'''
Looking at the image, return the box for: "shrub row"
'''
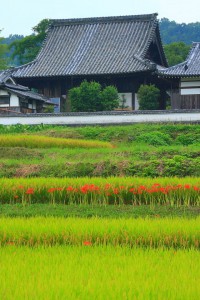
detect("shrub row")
[1,156,200,178]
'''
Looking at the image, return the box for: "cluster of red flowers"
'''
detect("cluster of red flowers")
[12,183,199,199]
[128,183,199,195]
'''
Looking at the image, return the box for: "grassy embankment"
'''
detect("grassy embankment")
[0,123,199,178]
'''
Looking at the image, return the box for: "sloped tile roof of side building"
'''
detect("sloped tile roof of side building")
[159,42,200,78]
[0,69,50,103]
[12,13,168,78]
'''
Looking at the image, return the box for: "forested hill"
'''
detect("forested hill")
[159,18,200,44]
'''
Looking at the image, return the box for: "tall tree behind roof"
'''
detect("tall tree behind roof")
[9,19,50,65]
[164,42,190,66]
[160,18,200,44]
[0,30,8,70]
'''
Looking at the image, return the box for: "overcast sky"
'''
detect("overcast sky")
[1,0,200,37]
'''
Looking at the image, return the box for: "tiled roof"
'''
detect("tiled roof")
[0,71,50,102]
[0,69,14,83]
[160,42,200,78]
[12,14,167,78]
[5,86,49,102]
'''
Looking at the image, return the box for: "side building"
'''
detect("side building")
[11,14,169,111]
[160,42,200,109]
[0,70,53,114]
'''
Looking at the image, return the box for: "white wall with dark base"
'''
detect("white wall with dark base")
[0,110,200,125]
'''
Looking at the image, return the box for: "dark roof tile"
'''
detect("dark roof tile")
[12,14,166,78]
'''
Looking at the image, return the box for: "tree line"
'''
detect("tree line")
[1,18,200,69]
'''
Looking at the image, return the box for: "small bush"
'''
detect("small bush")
[162,156,200,177]
[136,132,172,146]
[175,133,200,145]
[138,84,160,110]
[69,80,119,112]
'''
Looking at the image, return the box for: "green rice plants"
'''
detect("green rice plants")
[0,217,199,248]
[0,246,199,299]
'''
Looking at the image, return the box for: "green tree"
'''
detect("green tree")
[138,84,160,110]
[69,80,119,112]
[159,18,200,44]
[99,86,119,111]
[9,19,50,65]
[164,42,190,66]
[0,30,8,70]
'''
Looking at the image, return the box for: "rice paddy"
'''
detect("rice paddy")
[0,134,113,149]
[0,246,199,300]
[0,217,199,248]
[0,124,199,299]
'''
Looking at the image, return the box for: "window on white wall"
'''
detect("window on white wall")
[0,95,10,105]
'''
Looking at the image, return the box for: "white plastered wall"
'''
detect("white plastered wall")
[10,94,19,106]
[118,93,132,109]
[0,90,19,107]
[135,94,139,110]
[180,77,200,95]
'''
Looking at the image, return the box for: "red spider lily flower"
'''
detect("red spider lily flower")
[129,188,135,192]
[83,241,92,246]
[176,184,182,188]
[184,184,191,189]
[14,195,19,199]
[80,186,88,194]
[88,184,100,192]
[66,186,74,191]
[193,186,199,191]
[138,185,146,190]
[25,188,34,195]
[152,183,161,187]
[113,188,119,195]
[48,188,56,193]
[104,184,112,190]
[18,185,24,189]
[120,186,125,190]
[56,187,63,191]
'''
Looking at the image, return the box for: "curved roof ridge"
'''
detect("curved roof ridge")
[186,42,200,66]
[159,41,200,78]
[50,14,158,27]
